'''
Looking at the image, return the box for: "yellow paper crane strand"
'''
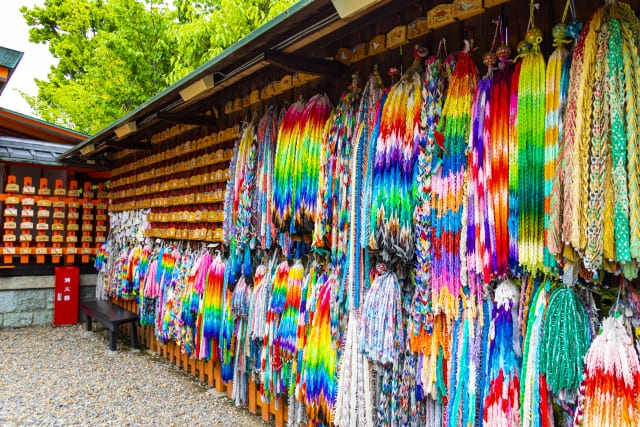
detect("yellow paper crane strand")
[584,22,610,272]
[561,10,602,253]
[571,16,600,255]
[618,6,640,261]
[603,147,616,265]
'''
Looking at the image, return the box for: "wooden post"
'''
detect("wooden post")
[261,397,270,422]
[189,355,196,376]
[198,359,205,383]
[206,359,214,387]
[182,350,189,372]
[226,380,233,398]
[248,379,257,414]
[215,361,224,392]
[274,398,284,427]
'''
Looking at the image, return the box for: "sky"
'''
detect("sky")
[0,0,57,116]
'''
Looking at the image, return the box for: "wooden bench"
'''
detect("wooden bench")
[81,301,140,351]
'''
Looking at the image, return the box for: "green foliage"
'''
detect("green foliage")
[21,0,296,134]
[167,0,295,84]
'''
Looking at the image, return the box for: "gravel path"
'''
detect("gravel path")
[0,324,268,426]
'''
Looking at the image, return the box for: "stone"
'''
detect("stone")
[46,291,55,310]
[3,312,32,328]
[32,310,53,326]
[0,275,53,291]
[0,291,17,313]
[15,289,48,312]
[79,286,97,303]
[0,313,3,327]
[79,274,98,287]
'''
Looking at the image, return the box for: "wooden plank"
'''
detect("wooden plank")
[226,380,233,398]
[264,50,348,76]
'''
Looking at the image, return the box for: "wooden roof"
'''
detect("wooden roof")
[0,46,23,95]
[0,107,87,145]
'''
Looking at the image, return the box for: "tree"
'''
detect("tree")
[21,0,296,135]
[167,0,295,84]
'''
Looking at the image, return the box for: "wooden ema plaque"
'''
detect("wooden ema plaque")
[51,179,67,264]
[66,188,79,264]
[428,4,455,29]
[94,183,107,256]
[368,34,386,56]
[484,0,509,8]
[452,0,483,21]
[35,178,50,263]
[386,25,408,50]
[408,17,429,39]
[20,177,33,263]
[81,194,94,263]
[3,176,18,263]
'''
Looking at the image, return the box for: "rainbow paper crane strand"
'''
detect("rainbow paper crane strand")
[360,81,388,249]
[369,59,423,263]
[293,94,332,235]
[346,74,381,312]
[482,280,522,427]
[224,123,257,283]
[489,49,513,278]
[547,15,581,264]
[313,87,360,252]
[520,281,553,427]
[517,24,546,274]
[201,254,225,361]
[574,315,640,427]
[508,61,521,272]
[273,100,305,232]
[544,21,571,272]
[262,260,289,401]
[224,133,241,244]
[220,267,235,382]
[411,55,450,339]
[275,260,304,360]
[303,271,338,424]
[255,106,278,249]
[446,301,486,427]
[432,42,477,320]
[466,70,493,297]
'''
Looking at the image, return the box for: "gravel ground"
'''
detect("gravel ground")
[0,324,268,426]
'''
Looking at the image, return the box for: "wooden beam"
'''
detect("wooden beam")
[157,111,216,126]
[264,49,348,76]
[105,139,153,151]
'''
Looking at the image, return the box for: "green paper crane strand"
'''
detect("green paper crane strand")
[539,286,591,397]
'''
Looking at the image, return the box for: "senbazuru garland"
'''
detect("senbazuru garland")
[96,2,640,426]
